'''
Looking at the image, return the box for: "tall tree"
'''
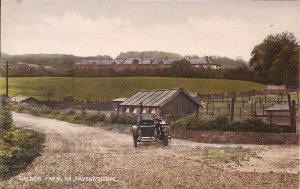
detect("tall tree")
[249,32,299,86]
[171,59,192,77]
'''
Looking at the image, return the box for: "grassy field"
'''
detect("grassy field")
[0,77,266,102]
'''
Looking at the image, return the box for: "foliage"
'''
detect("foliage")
[9,103,138,127]
[170,59,193,77]
[0,77,265,102]
[172,114,290,133]
[110,113,137,125]
[0,100,13,132]
[250,32,299,86]
[0,101,45,178]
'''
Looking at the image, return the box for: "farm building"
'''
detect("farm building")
[21,97,41,105]
[112,98,127,111]
[266,85,287,94]
[118,88,200,120]
[265,103,298,126]
[188,92,201,104]
[73,57,221,71]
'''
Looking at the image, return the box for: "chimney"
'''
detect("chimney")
[205,56,210,64]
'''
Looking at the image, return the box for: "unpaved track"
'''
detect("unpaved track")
[0,113,299,189]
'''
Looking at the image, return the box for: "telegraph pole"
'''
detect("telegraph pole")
[5,61,8,97]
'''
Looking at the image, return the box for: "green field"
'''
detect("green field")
[0,77,266,102]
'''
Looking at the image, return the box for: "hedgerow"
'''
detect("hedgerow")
[0,100,44,179]
[172,114,292,133]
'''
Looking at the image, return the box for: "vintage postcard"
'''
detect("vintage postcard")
[0,0,299,188]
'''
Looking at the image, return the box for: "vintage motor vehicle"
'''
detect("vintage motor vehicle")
[131,113,171,147]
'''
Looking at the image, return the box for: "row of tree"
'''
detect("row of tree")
[1,32,299,87]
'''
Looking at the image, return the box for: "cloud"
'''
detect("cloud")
[2,0,300,60]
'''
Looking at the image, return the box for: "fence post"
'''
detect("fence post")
[288,94,297,133]
[248,92,251,102]
[228,103,230,115]
[291,100,296,133]
[230,93,235,122]
[254,101,257,119]
[242,97,244,108]
[262,104,265,115]
[259,97,262,108]
[239,109,242,120]
[264,91,267,103]
[206,104,208,115]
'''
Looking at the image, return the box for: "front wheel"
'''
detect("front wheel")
[163,132,169,146]
[132,126,138,147]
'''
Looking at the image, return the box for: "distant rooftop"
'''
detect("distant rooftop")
[120,88,199,107]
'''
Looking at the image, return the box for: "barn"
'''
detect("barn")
[112,98,127,111]
[265,103,299,126]
[118,88,200,120]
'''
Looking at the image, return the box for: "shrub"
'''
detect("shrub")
[0,100,13,132]
[172,114,286,133]
[0,102,45,178]
[110,114,137,125]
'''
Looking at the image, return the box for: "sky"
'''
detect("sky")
[1,0,300,60]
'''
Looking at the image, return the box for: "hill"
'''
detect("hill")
[0,77,266,102]
[1,53,113,69]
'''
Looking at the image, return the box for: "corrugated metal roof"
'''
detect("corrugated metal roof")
[188,92,200,98]
[189,58,207,65]
[120,88,200,107]
[112,98,127,102]
[266,85,286,90]
[163,59,178,64]
[266,103,290,111]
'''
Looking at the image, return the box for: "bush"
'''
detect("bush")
[172,114,287,133]
[0,100,13,132]
[110,114,137,125]
[0,101,45,178]
[0,129,44,178]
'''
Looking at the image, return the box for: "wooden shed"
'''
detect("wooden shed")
[112,98,127,111]
[265,103,298,126]
[118,88,200,121]
[188,92,201,104]
[21,97,41,105]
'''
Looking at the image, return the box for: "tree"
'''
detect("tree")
[171,59,192,77]
[249,32,299,86]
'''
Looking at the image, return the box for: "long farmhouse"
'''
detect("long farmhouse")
[73,56,221,71]
[118,88,200,121]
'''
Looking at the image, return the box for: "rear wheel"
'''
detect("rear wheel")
[133,138,138,147]
[132,126,138,147]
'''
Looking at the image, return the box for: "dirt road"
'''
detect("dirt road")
[1,112,299,189]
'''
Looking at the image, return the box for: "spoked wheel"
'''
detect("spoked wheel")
[133,138,138,147]
[132,126,138,147]
[163,132,169,146]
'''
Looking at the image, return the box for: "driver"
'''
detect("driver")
[155,117,163,139]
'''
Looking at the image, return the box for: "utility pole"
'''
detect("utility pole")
[3,61,11,98]
[6,61,8,97]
